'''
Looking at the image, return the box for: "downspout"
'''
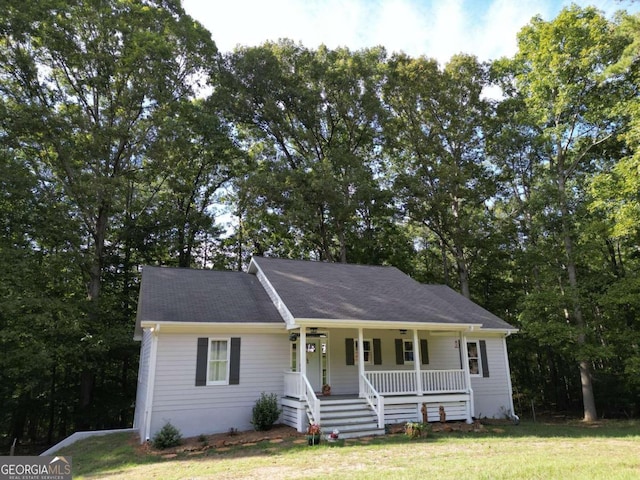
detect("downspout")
[143,324,160,443]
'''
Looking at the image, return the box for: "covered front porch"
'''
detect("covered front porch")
[280,324,477,435]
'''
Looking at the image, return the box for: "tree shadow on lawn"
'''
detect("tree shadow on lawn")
[61,419,640,477]
[434,418,640,440]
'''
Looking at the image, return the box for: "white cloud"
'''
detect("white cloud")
[183,0,639,65]
[371,0,431,56]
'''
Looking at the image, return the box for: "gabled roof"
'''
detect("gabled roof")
[251,257,515,330]
[135,266,284,337]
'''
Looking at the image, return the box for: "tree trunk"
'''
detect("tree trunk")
[81,205,108,428]
[558,170,597,421]
[236,209,244,271]
[88,204,108,301]
[47,364,57,445]
[454,245,470,299]
[338,227,347,263]
[440,239,450,286]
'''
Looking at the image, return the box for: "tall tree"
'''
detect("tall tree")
[0,0,218,430]
[217,41,391,263]
[508,5,630,421]
[384,53,496,298]
[140,99,243,268]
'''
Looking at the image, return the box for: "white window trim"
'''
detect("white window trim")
[290,341,298,372]
[207,337,231,385]
[354,338,373,365]
[403,340,414,365]
[467,340,482,377]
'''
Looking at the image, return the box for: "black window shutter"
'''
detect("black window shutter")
[479,340,490,378]
[345,338,354,365]
[373,338,382,365]
[229,337,241,385]
[420,339,429,365]
[195,337,208,386]
[395,339,404,365]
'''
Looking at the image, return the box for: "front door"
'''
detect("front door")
[306,340,322,392]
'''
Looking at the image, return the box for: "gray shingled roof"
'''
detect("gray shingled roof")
[252,257,515,329]
[136,266,284,331]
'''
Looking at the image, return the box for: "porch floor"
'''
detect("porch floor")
[314,394,360,401]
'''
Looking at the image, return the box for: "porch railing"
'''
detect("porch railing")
[365,369,466,395]
[421,369,467,393]
[361,373,384,428]
[283,371,320,424]
[301,375,321,426]
[365,370,417,395]
[284,371,304,399]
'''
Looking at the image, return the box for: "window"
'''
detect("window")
[196,337,240,386]
[346,337,381,366]
[467,341,480,376]
[290,342,297,372]
[208,339,230,384]
[403,340,414,364]
[354,339,372,365]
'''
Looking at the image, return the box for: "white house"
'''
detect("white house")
[133,256,518,441]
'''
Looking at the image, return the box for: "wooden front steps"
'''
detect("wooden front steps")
[307,396,385,439]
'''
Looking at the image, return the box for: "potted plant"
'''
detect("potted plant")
[322,384,331,396]
[328,428,340,443]
[306,422,322,445]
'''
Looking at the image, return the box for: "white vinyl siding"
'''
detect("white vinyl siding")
[425,335,463,370]
[468,335,513,418]
[148,332,289,439]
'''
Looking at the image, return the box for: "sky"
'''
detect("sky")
[182,0,637,66]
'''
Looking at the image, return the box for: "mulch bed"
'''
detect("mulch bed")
[140,424,303,456]
[140,419,512,457]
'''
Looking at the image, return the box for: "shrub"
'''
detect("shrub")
[405,421,430,439]
[152,422,183,449]
[251,392,282,431]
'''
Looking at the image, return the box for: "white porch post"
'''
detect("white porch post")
[358,327,365,396]
[460,330,474,421]
[300,327,307,381]
[413,329,423,395]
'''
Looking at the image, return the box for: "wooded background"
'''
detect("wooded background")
[2,0,639,451]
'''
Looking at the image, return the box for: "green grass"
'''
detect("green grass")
[57,420,640,479]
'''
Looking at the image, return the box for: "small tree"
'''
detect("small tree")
[152,422,183,449]
[251,392,282,431]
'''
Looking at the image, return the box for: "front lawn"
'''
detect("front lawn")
[57,420,640,479]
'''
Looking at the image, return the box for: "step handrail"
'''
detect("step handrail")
[361,373,384,428]
[301,374,320,426]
